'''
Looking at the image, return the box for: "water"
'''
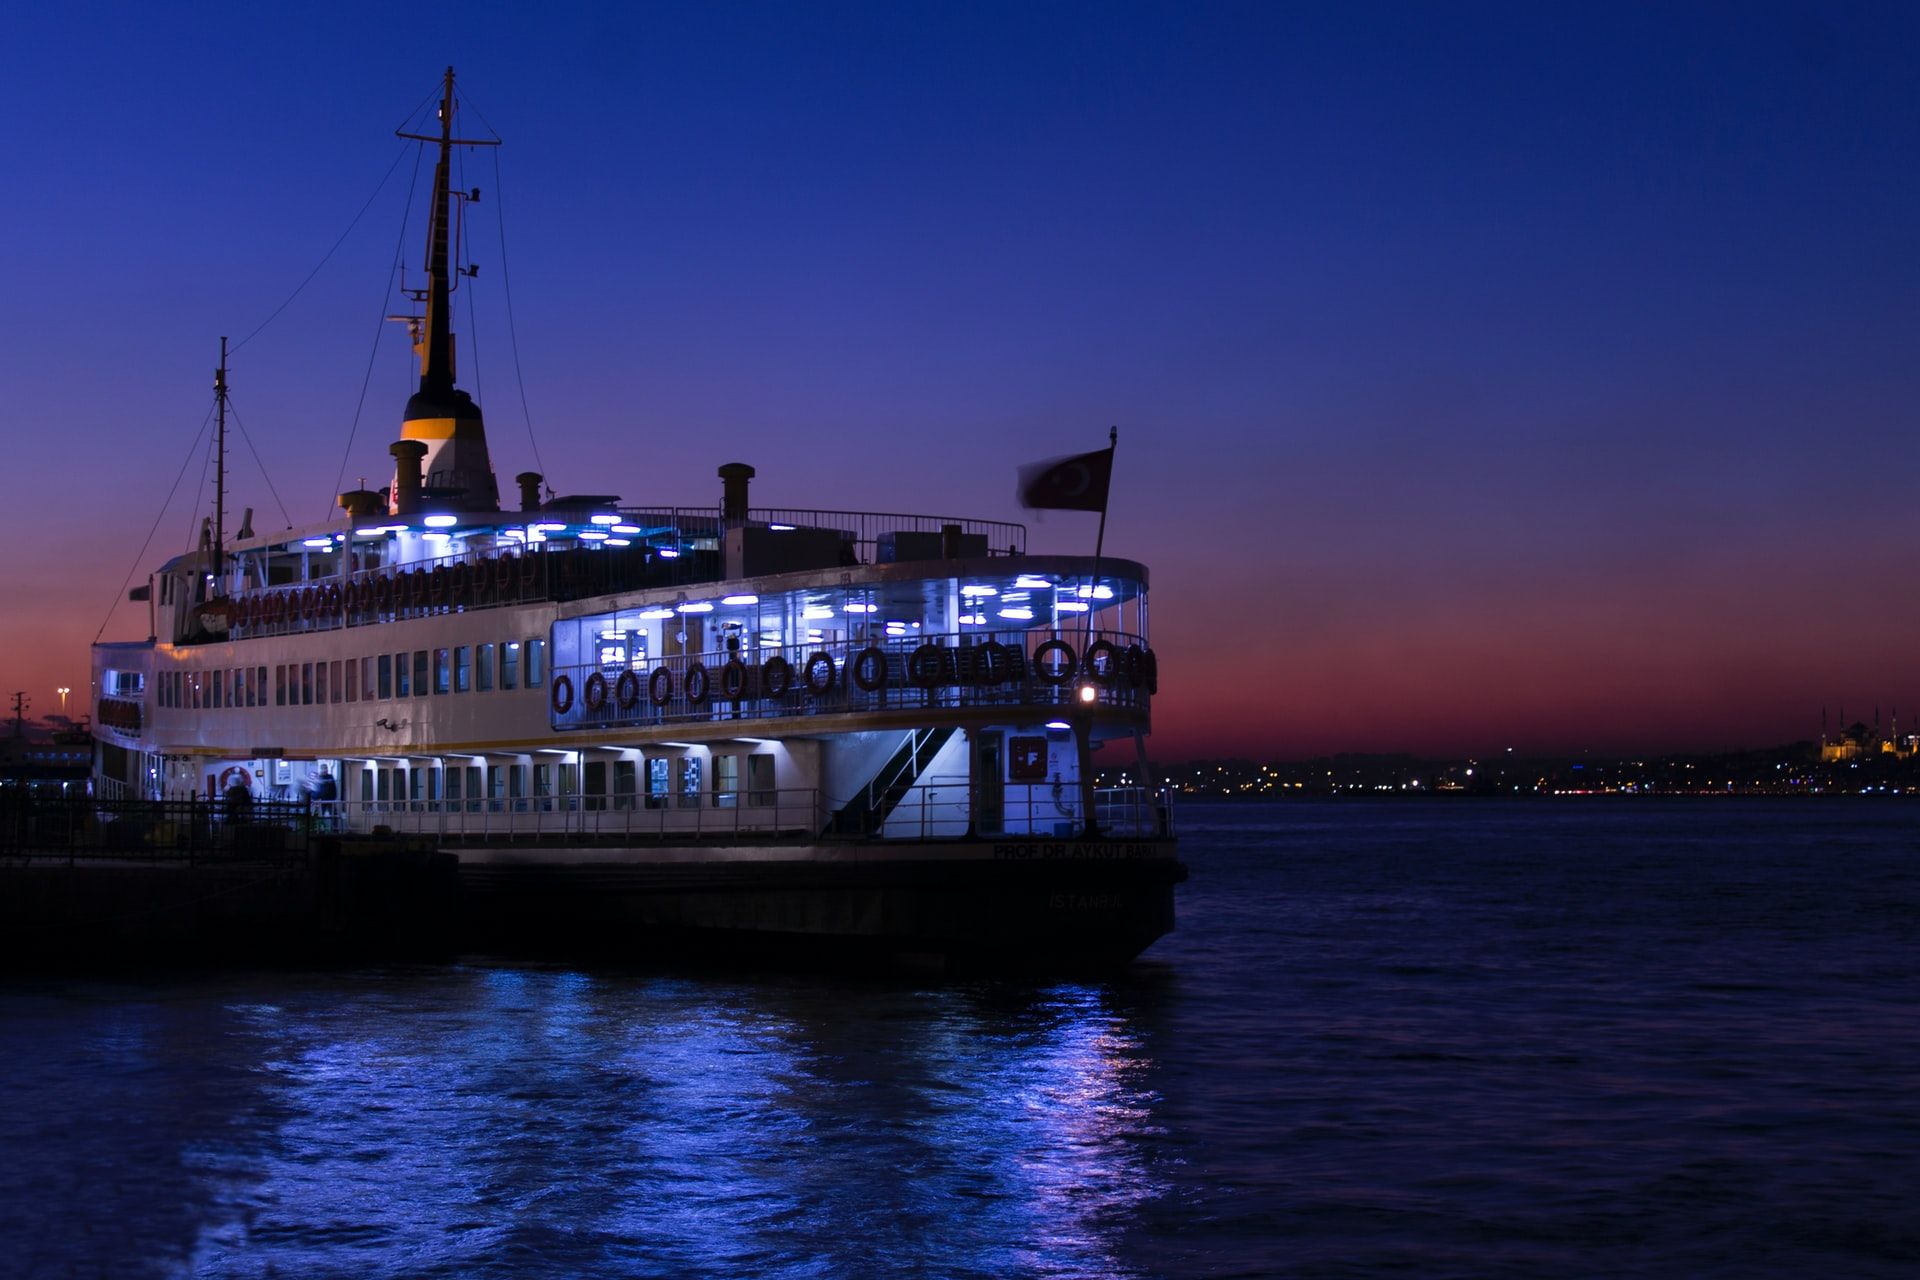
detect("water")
[3,800,1917,1278]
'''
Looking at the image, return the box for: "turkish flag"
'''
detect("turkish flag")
[1017,446,1113,512]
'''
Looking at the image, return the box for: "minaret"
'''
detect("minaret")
[391,67,501,514]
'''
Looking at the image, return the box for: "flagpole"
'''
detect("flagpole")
[1076,426,1117,837]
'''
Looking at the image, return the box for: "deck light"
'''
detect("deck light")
[355,527,385,537]
[424,515,459,528]
[677,602,713,613]
[997,607,1035,621]
[960,585,998,597]
[658,548,681,559]
[606,538,632,547]
[1046,721,1071,730]
[769,523,796,531]
[721,594,759,606]
[803,606,834,619]
[579,531,609,541]
[1074,585,1115,600]
[1056,601,1090,613]
[844,602,876,613]
[1015,576,1052,589]
[302,538,333,548]
[959,614,986,625]
[1078,684,1098,703]
[638,608,675,619]
[590,514,619,525]
[612,524,641,534]
[422,531,451,543]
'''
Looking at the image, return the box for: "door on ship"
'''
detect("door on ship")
[974,731,1004,835]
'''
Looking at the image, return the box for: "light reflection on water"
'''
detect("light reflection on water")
[113,968,1168,1279]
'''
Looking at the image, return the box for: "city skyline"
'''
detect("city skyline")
[4,3,1918,759]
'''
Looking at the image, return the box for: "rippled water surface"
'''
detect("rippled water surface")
[4,801,1919,1278]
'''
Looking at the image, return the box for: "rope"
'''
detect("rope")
[227,141,414,358]
[92,405,215,644]
[328,143,425,518]
[224,395,295,530]
[489,146,545,477]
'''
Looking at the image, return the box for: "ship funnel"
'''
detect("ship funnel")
[719,462,755,527]
[237,507,254,541]
[390,441,428,516]
[515,471,544,513]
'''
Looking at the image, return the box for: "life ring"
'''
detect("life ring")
[550,673,575,715]
[685,662,710,705]
[721,658,748,701]
[803,651,835,696]
[1124,644,1147,688]
[615,669,641,710]
[269,593,284,625]
[375,574,395,611]
[648,666,673,707]
[1033,639,1078,685]
[1084,639,1120,685]
[851,646,887,692]
[449,563,468,601]
[299,586,317,620]
[907,642,945,689]
[583,671,609,711]
[323,583,343,616]
[1144,647,1159,695]
[495,554,515,590]
[519,553,537,587]
[430,564,449,603]
[218,765,250,793]
[761,655,793,699]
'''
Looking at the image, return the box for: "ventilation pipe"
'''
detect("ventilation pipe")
[718,462,755,529]
[515,471,544,513]
[390,440,428,516]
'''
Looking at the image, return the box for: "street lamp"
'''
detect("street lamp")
[56,687,70,716]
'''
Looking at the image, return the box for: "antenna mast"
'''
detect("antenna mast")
[213,336,229,596]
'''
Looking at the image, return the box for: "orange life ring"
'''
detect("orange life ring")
[803,651,835,696]
[615,669,641,710]
[299,586,317,620]
[584,671,609,711]
[550,674,575,715]
[721,658,748,701]
[685,662,710,705]
[495,554,515,590]
[375,574,395,610]
[430,564,448,602]
[761,655,793,699]
[648,666,673,706]
[323,583,343,615]
[907,643,944,689]
[1033,639,1078,685]
[851,646,887,693]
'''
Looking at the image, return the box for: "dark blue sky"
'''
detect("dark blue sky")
[5,3,1917,755]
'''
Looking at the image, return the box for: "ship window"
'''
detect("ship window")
[475,643,494,692]
[713,754,738,808]
[434,649,451,695]
[410,770,425,804]
[302,663,314,706]
[315,662,328,705]
[256,667,266,708]
[275,666,287,707]
[360,770,373,804]
[330,661,343,704]
[584,760,607,811]
[748,753,775,806]
[465,765,482,812]
[344,659,357,702]
[501,642,520,691]
[613,760,636,810]
[394,653,409,698]
[677,756,701,809]
[488,765,505,806]
[454,646,470,693]
[526,639,545,687]
[379,654,394,699]
[232,669,243,708]
[533,763,552,808]
[375,769,390,803]
[646,757,669,809]
[414,650,429,698]
[446,768,462,803]
[361,657,374,701]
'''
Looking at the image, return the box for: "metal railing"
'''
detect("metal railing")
[0,796,315,865]
[868,774,1170,841]
[552,630,1153,732]
[744,507,1026,560]
[317,787,825,843]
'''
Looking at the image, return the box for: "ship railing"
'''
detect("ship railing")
[318,787,826,844]
[551,629,1154,733]
[838,773,1170,841]
[0,796,315,866]
[741,507,1026,560]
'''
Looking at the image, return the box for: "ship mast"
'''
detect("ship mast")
[213,335,229,596]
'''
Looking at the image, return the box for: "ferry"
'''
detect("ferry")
[89,70,1183,968]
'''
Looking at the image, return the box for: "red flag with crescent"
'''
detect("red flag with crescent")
[1017,446,1114,512]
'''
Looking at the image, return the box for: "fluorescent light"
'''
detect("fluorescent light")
[1056,601,1090,613]
[578,531,609,541]
[534,522,568,533]
[302,538,333,548]
[606,538,632,546]
[421,531,451,543]
[639,608,675,619]
[844,602,876,613]
[721,594,759,606]
[589,514,619,525]
[769,523,796,531]
[1045,721,1071,730]
[658,548,680,559]
[959,614,986,625]
[611,524,641,534]
[997,607,1034,621]
[1074,585,1115,600]
[1015,576,1052,589]
[803,606,834,619]
[960,585,998,597]
[1078,684,1098,703]
[677,602,713,613]
[502,529,526,540]
[354,527,384,537]
[1002,591,1030,602]
[423,514,459,528]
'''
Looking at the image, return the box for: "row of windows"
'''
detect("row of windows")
[353,754,776,809]
[157,640,546,710]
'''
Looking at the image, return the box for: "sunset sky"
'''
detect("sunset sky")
[3,2,1917,759]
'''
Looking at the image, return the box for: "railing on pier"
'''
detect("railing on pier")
[0,796,316,865]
